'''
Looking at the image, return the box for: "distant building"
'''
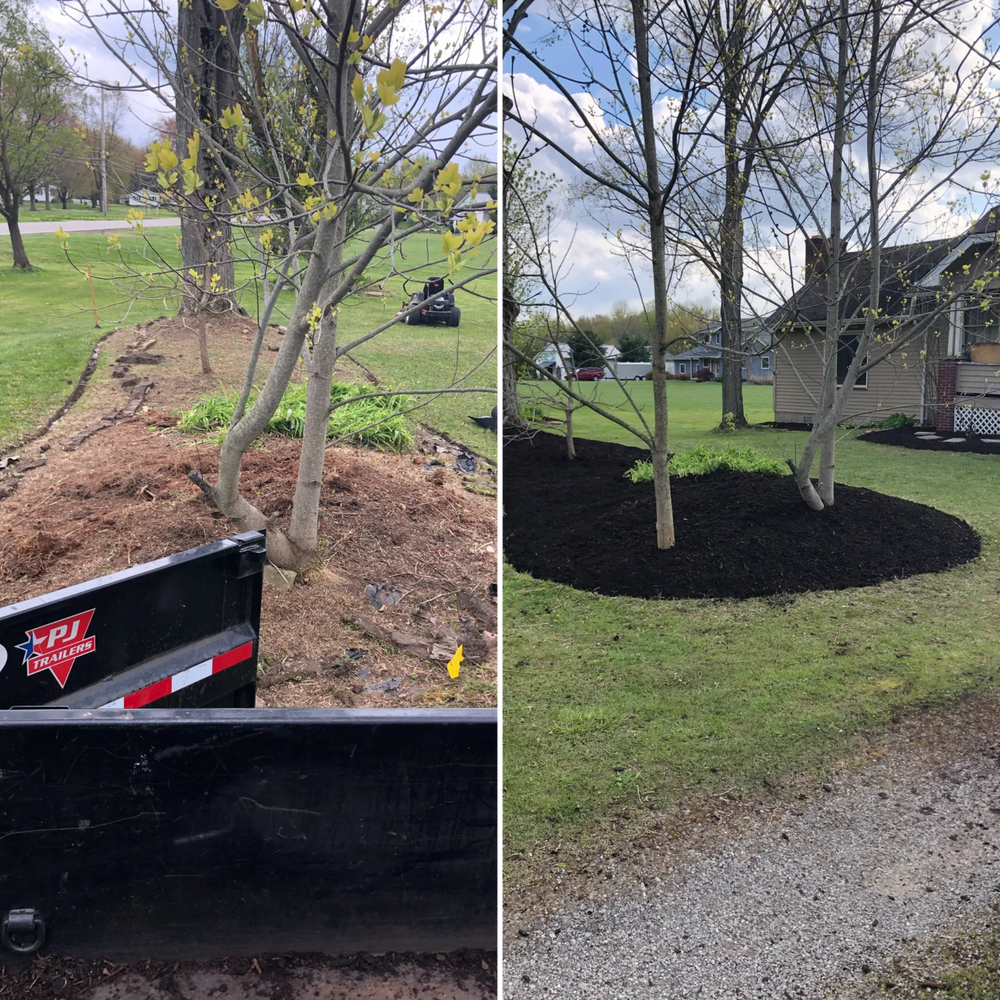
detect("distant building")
[668,320,774,380]
[120,189,161,208]
[771,212,1000,430]
[535,342,572,379]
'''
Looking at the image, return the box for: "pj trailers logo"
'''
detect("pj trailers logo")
[5,610,98,688]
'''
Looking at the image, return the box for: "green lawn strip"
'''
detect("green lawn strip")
[522,379,776,449]
[504,381,1000,856]
[10,205,178,223]
[0,228,496,458]
[0,231,175,450]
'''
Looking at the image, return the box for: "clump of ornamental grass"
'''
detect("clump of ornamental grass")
[178,380,414,451]
[624,445,789,482]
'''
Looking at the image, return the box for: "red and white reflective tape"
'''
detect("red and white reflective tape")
[99,641,254,709]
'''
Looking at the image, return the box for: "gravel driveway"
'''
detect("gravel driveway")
[504,698,1000,999]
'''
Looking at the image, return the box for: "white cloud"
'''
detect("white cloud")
[505,71,608,178]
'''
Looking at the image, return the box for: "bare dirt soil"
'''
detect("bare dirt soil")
[0,317,498,997]
[0,314,497,706]
[0,949,497,1000]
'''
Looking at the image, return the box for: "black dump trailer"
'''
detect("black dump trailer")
[0,532,497,960]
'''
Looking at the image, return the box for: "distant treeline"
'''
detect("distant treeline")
[514,300,720,372]
[573,300,718,352]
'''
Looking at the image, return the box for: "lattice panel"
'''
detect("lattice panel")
[954,406,1000,436]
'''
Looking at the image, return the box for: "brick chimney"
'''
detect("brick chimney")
[805,235,826,282]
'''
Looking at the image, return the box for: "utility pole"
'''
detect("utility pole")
[100,88,107,218]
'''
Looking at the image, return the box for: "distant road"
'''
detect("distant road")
[0,218,180,237]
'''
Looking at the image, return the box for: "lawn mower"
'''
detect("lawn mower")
[402,277,460,327]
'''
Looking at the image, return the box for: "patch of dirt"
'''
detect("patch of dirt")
[0,950,497,999]
[0,316,497,708]
[503,431,980,600]
[859,425,1000,455]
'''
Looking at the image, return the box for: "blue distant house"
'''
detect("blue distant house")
[668,320,774,380]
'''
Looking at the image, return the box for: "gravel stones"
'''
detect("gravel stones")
[504,723,1000,998]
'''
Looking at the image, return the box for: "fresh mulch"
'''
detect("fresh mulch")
[858,426,1000,455]
[503,432,981,600]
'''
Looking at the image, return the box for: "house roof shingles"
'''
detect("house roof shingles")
[774,207,1000,328]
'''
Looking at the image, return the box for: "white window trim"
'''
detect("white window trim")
[836,337,869,389]
[960,293,1000,351]
[760,355,771,370]
[949,299,962,355]
[837,369,869,389]
[916,233,993,288]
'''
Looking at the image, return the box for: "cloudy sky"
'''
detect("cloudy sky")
[39,0,172,145]
[505,0,1000,319]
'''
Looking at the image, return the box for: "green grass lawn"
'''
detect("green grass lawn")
[504,380,1000,858]
[0,231,174,449]
[0,227,496,458]
[10,204,178,223]
[521,378,775,447]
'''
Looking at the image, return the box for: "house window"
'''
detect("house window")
[963,296,1000,349]
[760,355,771,370]
[679,363,687,373]
[837,335,868,388]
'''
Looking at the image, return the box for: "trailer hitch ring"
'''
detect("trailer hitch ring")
[2,909,45,953]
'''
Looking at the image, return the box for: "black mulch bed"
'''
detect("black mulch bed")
[858,426,1000,455]
[759,421,814,431]
[504,433,981,600]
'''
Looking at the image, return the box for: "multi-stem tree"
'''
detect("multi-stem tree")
[762,0,1000,509]
[674,0,814,429]
[65,0,497,571]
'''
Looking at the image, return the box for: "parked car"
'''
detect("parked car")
[570,367,606,381]
[402,276,460,326]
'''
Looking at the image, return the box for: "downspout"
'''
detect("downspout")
[919,326,927,425]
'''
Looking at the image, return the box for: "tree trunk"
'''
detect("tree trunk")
[190,219,340,569]
[285,7,352,567]
[60,192,68,209]
[44,184,50,210]
[718,3,748,430]
[8,216,30,269]
[565,407,576,459]
[633,0,675,549]
[790,454,825,510]
[817,416,836,505]
[497,104,528,430]
[286,351,335,562]
[198,311,212,374]
[28,182,36,212]
[176,0,245,315]
[797,0,848,511]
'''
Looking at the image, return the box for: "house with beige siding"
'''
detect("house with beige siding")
[772,210,1000,433]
